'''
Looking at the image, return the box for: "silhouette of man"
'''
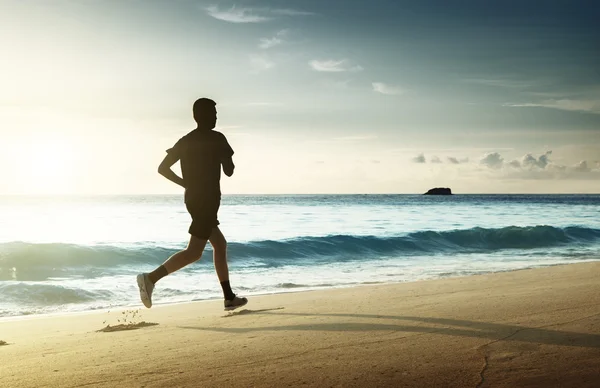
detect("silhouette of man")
[137,98,247,311]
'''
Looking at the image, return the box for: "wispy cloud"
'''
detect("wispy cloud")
[372,82,403,95]
[504,99,600,114]
[271,9,314,16]
[309,59,363,73]
[249,54,275,72]
[206,5,270,23]
[259,29,288,49]
[462,77,537,89]
[205,5,313,23]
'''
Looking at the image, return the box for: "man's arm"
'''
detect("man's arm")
[222,156,235,177]
[158,153,185,188]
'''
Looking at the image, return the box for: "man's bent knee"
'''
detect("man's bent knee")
[183,247,203,262]
[209,228,227,252]
[185,235,208,260]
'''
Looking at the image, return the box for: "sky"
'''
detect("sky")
[0,0,599,195]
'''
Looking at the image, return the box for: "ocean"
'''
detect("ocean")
[1,194,599,318]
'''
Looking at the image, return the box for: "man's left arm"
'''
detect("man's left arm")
[221,135,235,177]
[222,156,235,177]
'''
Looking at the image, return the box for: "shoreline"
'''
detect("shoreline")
[2,259,599,322]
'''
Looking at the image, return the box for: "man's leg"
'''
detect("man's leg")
[137,235,207,308]
[209,226,247,309]
[209,226,230,284]
[159,235,207,276]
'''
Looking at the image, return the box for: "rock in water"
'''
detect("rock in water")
[424,187,452,195]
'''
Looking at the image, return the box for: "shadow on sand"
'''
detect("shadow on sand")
[180,309,600,348]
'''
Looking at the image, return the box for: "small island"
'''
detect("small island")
[423,187,452,195]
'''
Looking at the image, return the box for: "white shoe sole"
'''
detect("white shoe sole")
[137,274,152,308]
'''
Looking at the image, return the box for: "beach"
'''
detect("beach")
[1,262,599,388]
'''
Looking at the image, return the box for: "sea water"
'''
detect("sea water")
[1,194,599,317]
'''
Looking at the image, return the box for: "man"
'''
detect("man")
[136,98,247,311]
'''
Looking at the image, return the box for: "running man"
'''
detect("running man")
[136,98,247,311]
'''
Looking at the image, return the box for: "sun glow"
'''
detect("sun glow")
[18,137,77,195]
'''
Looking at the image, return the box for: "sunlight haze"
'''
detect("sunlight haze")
[1,0,598,195]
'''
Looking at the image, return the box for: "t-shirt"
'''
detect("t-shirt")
[166,129,234,202]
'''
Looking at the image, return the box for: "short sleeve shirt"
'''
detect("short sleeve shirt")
[167,129,234,201]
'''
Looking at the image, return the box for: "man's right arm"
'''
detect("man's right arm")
[158,152,185,188]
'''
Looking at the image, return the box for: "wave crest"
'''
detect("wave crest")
[1,225,598,281]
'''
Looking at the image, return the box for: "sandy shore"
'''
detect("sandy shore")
[1,262,599,387]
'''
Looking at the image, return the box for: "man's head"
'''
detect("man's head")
[193,98,217,129]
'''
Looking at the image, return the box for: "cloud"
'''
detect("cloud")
[410,154,470,164]
[447,157,469,164]
[462,78,536,89]
[481,150,600,180]
[573,160,591,173]
[249,54,275,71]
[205,5,270,23]
[259,37,282,49]
[412,154,426,163]
[271,9,314,16]
[205,5,313,23]
[480,152,504,169]
[259,29,288,49]
[309,59,363,72]
[508,160,521,168]
[372,82,403,95]
[521,151,552,169]
[505,99,600,114]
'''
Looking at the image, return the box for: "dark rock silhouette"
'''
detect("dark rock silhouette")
[424,187,452,195]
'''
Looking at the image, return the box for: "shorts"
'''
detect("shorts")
[185,198,220,239]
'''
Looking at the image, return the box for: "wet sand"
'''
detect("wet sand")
[1,262,599,387]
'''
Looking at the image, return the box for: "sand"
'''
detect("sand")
[1,262,599,387]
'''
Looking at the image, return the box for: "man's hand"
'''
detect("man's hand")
[158,153,185,188]
[222,156,235,177]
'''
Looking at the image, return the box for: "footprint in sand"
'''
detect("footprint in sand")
[96,322,159,333]
[97,308,159,332]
